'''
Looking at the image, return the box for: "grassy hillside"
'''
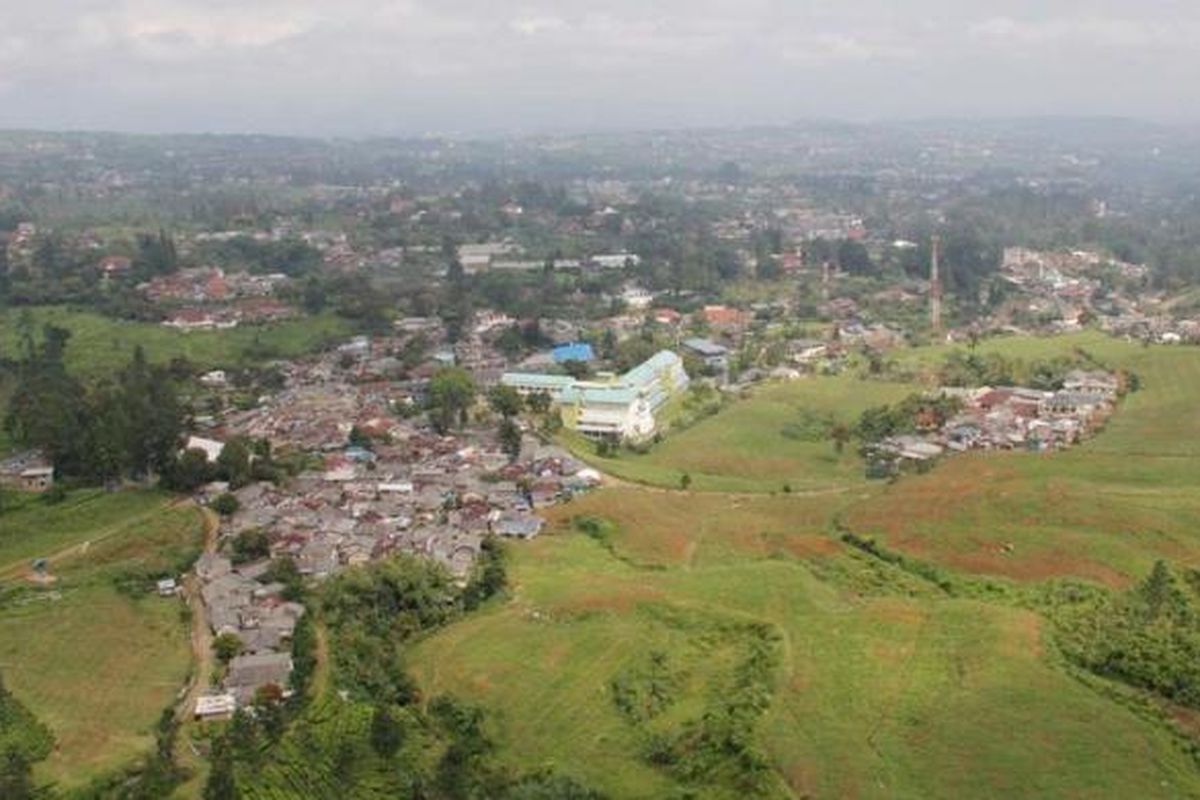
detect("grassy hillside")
[408,333,1200,798]
[411,501,1200,799]
[0,489,203,790]
[849,334,1200,584]
[564,374,917,493]
[0,306,351,378]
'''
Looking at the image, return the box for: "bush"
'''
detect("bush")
[229,528,270,564]
[211,492,240,516]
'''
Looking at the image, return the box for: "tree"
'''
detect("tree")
[1138,560,1185,619]
[0,749,35,800]
[203,738,239,800]
[526,391,552,416]
[230,528,270,564]
[211,492,240,517]
[347,425,374,450]
[217,438,253,489]
[830,422,851,455]
[134,229,179,279]
[561,360,590,380]
[213,632,243,664]
[369,705,405,758]
[163,448,213,492]
[836,239,874,275]
[498,418,522,463]
[680,472,692,490]
[487,385,523,419]
[253,685,286,743]
[428,368,476,433]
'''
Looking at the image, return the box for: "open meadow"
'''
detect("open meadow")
[0,489,203,790]
[0,306,350,378]
[564,374,917,493]
[411,493,1200,799]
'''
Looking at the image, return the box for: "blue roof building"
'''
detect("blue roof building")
[552,342,596,363]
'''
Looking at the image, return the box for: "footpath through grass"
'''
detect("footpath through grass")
[0,489,203,790]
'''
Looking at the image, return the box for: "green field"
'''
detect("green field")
[0,306,351,378]
[0,490,203,789]
[564,374,916,493]
[412,495,1200,799]
[407,333,1200,798]
[849,334,1200,584]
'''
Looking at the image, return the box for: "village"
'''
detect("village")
[876,369,1122,467]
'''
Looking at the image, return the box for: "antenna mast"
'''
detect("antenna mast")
[930,235,942,334]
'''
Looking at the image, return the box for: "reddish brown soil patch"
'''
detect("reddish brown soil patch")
[942,548,1129,589]
[1166,704,1200,740]
[997,609,1044,659]
[777,533,843,559]
[868,597,927,627]
[557,586,666,615]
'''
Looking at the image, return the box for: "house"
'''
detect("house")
[185,435,225,463]
[701,305,749,330]
[225,652,293,703]
[1063,370,1119,398]
[1042,391,1105,417]
[18,467,54,492]
[156,578,179,597]
[884,435,944,462]
[590,253,640,269]
[651,308,683,326]
[194,693,238,720]
[682,338,729,369]
[99,255,132,277]
[621,286,654,309]
[200,370,228,388]
[492,513,544,540]
[788,340,828,366]
[552,342,595,364]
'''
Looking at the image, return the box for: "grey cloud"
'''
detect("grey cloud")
[1,0,1198,135]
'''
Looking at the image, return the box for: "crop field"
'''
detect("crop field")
[0,489,203,789]
[410,334,1200,798]
[0,306,351,377]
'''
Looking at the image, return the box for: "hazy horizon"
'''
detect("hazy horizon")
[4,1,1200,137]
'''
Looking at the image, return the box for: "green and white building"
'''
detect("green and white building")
[502,350,688,441]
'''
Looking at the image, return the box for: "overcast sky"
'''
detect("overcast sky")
[1,0,1198,136]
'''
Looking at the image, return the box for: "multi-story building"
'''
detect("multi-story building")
[502,350,689,441]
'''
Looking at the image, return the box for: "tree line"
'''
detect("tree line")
[3,321,184,484]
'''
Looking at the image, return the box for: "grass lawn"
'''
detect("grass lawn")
[0,305,351,378]
[0,489,203,790]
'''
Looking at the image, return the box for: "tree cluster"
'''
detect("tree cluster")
[4,324,183,483]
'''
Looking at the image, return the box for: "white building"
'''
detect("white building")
[502,350,688,441]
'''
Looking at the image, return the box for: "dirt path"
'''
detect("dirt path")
[599,472,853,500]
[176,505,220,723]
[311,620,331,698]
[0,504,172,580]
